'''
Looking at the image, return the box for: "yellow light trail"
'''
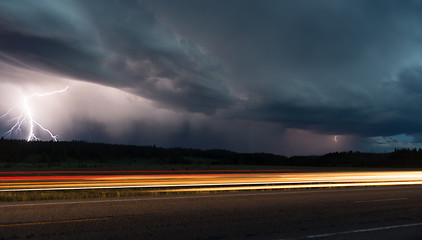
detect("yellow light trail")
[2,171,422,192]
[153,181,422,193]
[0,218,110,228]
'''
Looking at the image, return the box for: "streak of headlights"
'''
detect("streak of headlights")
[2,171,422,191]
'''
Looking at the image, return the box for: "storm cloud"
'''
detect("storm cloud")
[0,0,235,114]
[1,0,422,155]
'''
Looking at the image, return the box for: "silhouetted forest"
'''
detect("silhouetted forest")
[1,138,422,168]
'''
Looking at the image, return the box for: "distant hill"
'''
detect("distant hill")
[1,138,422,168]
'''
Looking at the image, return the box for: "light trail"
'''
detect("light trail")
[0,217,110,228]
[2,170,422,192]
[0,169,296,175]
[0,87,68,141]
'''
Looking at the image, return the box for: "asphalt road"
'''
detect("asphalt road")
[1,186,422,239]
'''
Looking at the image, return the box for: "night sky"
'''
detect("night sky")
[1,0,422,156]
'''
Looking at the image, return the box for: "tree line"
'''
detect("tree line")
[1,138,422,167]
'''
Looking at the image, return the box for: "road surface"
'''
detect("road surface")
[1,185,422,239]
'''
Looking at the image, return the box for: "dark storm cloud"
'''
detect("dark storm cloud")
[0,28,108,82]
[0,0,235,114]
[145,0,422,139]
[2,0,422,153]
[398,66,422,94]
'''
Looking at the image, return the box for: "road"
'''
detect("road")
[1,186,422,239]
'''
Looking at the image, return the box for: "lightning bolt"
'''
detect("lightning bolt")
[0,87,68,142]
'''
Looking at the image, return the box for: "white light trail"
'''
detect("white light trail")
[0,87,68,141]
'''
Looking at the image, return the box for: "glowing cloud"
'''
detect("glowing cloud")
[0,87,68,141]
